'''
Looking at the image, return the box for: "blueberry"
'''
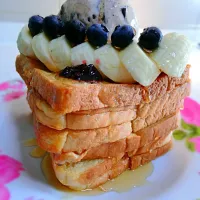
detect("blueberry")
[43,15,65,39]
[111,25,135,49]
[86,24,109,47]
[28,15,44,37]
[60,64,102,82]
[65,20,86,45]
[138,27,163,51]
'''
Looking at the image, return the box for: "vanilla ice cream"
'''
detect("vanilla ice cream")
[59,0,139,37]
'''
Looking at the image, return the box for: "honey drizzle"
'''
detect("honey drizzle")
[30,146,46,158]
[23,139,154,196]
[41,154,153,197]
[23,138,37,147]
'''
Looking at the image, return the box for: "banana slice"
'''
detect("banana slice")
[49,35,71,71]
[17,25,36,59]
[149,33,192,77]
[32,33,58,72]
[71,42,95,66]
[94,44,135,83]
[119,42,160,86]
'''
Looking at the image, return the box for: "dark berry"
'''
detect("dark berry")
[138,27,163,51]
[60,64,102,82]
[111,25,135,49]
[43,15,65,39]
[86,24,109,47]
[28,15,44,37]
[65,20,86,45]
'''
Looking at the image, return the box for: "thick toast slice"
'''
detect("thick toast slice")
[52,134,140,164]
[28,82,189,130]
[34,116,132,153]
[52,140,172,191]
[34,114,178,154]
[52,132,172,164]
[16,54,190,114]
[28,89,136,130]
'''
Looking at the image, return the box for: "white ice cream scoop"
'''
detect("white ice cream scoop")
[59,0,139,37]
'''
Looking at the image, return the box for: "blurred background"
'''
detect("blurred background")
[0,0,200,43]
[0,0,199,85]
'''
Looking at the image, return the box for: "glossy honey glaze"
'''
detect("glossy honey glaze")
[30,146,46,158]
[41,154,153,197]
[23,138,37,147]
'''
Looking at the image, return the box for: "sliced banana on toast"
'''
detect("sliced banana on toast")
[49,35,71,71]
[149,33,193,77]
[94,44,135,83]
[71,42,95,66]
[32,33,59,72]
[17,25,36,59]
[119,42,160,86]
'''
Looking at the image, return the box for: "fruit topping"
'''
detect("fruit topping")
[65,20,86,45]
[49,35,72,70]
[17,25,36,58]
[28,15,44,37]
[119,42,160,86]
[111,25,135,49]
[94,44,135,83]
[138,27,162,51]
[32,33,57,72]
[43,15,65,39]
[86,24,109,47]
[60,64,102,82]
[71,42,95,66]
[149,33,192,77]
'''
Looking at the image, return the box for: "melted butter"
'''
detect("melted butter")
[23,138,37,147]
[30,146,46,158]
[41,154,153,197]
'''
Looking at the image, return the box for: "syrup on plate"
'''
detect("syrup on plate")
[23,138,37,147]
[30,146,46,158]
[24,138,154,196]
[41,154,153,196]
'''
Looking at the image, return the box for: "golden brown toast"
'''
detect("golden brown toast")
[28,89,136,130]
[34,116,132,154]
[15,55,189,191]
[52,134,140,164]
[52,140,172,191]
[28,82,189,131]
[16,54,190,114]
[52,132,172,164]
[34,113,178,155]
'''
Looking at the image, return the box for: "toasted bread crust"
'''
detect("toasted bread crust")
[34,116,132,154]
[52,141,172,190]
[28,89,136,130]
[135,114,178,147]
[52,132,172,164]
[130,140,173,170]
[28,82,189,131]
[34,114,178,156]
[52,134,140,164]
[16,54,190,114]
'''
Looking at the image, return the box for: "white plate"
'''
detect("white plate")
[0,89,200,200]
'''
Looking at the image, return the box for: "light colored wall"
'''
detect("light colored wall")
[131,0,200,29]
[0,0,199,29]
[0,0,64,22]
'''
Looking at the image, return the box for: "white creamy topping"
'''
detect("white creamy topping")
[59,0,139,37]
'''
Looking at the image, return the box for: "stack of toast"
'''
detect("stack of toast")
[16,54,190,190]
